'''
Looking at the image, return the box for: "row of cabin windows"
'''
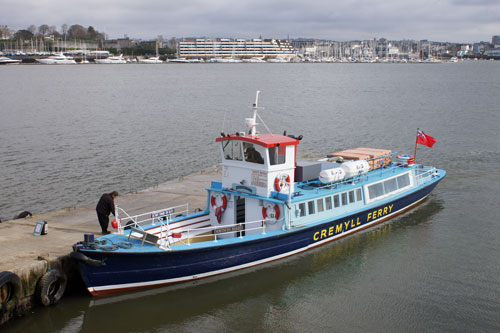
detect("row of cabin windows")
[367,173,411,200]
[298,188,363,217]
[222,141,286,165]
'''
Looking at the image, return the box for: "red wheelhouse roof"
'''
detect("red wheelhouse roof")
[216,133,299,148]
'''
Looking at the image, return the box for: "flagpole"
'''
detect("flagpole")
[413,128,419,163]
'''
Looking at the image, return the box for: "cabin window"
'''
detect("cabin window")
[317,199,324,212]
[333,195,340,208]
[397,173,410,188]
[356,188,363,201]
[308,201,315,214]
[384,177,398,193]
[243,142,265,164]
[367,172,412,201]
[325,197,332,210]
[341,193,348,206]
[269,145,286,165]
[348,190,355,204]
[298,203,306,217]
[222,141,243,161]
[368,183,384,199]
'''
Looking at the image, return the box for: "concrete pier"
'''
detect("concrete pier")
[0,166,218,325]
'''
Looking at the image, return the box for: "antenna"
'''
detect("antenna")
[246,90,260,136]
[221,109,227,134]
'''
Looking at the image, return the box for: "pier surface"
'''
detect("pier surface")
[0,167,218,272]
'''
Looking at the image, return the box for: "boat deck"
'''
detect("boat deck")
[291,163,412,201]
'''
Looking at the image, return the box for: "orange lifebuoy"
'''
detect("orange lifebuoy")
[211,193,227,224]
[262,203,280,220]
[274,174,290,192]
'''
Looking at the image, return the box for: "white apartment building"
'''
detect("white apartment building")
[178,38,296,59]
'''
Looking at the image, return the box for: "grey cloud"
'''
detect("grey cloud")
[1,0,498,42]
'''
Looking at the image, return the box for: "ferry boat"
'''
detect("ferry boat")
[72,92,445,296]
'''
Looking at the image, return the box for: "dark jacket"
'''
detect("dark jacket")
[96,193,115,216]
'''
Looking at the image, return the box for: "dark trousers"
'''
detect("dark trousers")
[97,213,109,232]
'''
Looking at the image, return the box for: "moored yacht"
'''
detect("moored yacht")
[0,56,22,65]
[95,54,127,64]
[139,56,163,64]
[36,53,77,65]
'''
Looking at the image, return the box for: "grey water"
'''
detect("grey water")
[1,62,500,332]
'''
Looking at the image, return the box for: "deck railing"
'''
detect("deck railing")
[415,167,438,186]
[310,153,399,193]
[176,218,277,246]
[115,203,190,235]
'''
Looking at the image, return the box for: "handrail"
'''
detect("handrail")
[115,203,190,235]
[415,167,437,186]
[310,153,399,193]
[175,218,283,246]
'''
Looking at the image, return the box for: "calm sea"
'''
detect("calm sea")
[1,62,500,332]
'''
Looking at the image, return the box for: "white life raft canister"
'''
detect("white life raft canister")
[319,167,346,184]
[340,160,369,178]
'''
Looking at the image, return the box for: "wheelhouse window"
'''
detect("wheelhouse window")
[222,140,243,161]
[269,145,286,165]
[243,142,265,164]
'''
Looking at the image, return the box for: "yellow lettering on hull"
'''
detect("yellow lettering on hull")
[313,204,396,242]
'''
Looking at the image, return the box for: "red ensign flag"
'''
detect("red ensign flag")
[416,129,437,148]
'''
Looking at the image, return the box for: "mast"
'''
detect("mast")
[246,90,260,137]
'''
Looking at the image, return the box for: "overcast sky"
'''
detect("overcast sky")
[2,0,499,43]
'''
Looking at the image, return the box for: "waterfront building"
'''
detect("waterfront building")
[492,35,500,47]
[177,38,296,60]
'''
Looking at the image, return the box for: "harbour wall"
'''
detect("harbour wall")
[0,166,218,326]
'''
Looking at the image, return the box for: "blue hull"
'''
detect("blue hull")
[77,178,442,296]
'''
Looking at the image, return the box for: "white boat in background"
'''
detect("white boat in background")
[242,57,266,63]
[95,54,127,64]
[36,53,77,65]
[139,56,163,64]
[267,57,288,63]
[0,57,22,65]
[139,42,163,64]
[168,58,190,63]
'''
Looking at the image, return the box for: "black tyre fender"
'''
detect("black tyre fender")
[0,271,22,312]
[36,269,67,306]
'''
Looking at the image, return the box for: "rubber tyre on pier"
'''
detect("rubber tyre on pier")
[36,269,67,306]
[0,271,22,312]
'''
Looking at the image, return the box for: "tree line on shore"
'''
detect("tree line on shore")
[1,24,106,42]
[0,24,176,57]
